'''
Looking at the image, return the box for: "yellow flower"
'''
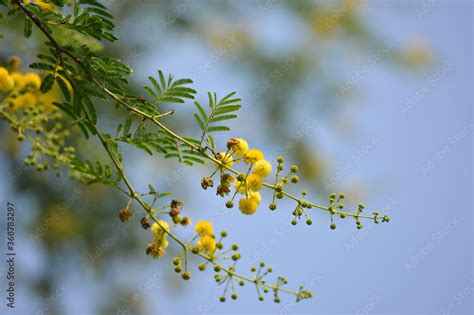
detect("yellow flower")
[194,220,213,237]
[10,72,25,89]
[246,173,263,191]
[253,159,272,178]
[197,235,216,255]
[14,92,37,109]
[151,220,170,238]
[235,180,247,194]
[148,236,169,259]
[8,56,21,69]
[148,220,170,259]
[248,191,261,203]
[243,149,264,164]
[24,72,42,90]
[238,196,259,215]
[154,236,169,250]
[228,138,249,157]
[215,151,233,168]
[0,67,15,92]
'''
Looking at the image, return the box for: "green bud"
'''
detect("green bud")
[330,223,336,230]
[181,271,191,280]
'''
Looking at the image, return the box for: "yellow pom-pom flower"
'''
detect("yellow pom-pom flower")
[195,220,213,237]
[148,220,170,259]
[215,151,233,168]
[238,195,260,215]
[151,220,170,238]
[243,149,264,164]
[197,235,216,255]
[246,173,263,191]
[14,92,37,109]
[235,180,247,194]
[253,159,272,178]
[248,191,261,203]
[10,72,25,89]
[0,67,15,92]
[24,72,42,90]
[229,138,249,157]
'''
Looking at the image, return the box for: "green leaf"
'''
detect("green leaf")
[207,125,230,132]
[123,116,132,135]
[144,70,196,106]
[40,74,55,94]
[83,96,97,124]
[24,18,32,38]
[194,91,241,146]
[55,76,71,101]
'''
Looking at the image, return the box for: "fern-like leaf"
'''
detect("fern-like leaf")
[144,70,196,105]
[194,91,241,147]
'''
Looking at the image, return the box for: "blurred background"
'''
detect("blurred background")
[0,0,472,314]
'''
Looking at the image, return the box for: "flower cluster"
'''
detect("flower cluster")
[0,57,75,176]
[205,138,273,215]
[0,57,59,111]
[146,220,170,259]
[194,220,216,256]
